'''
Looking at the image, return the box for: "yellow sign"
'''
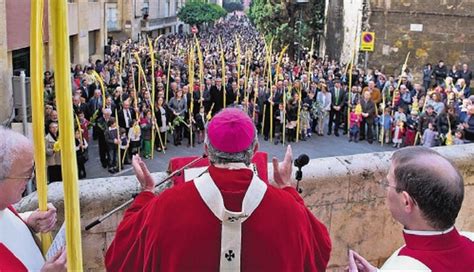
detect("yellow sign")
[360,32,375,52]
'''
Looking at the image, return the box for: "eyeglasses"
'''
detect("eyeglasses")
[379,177,418,206]
[6,165,36,182]
[379,178,399,191]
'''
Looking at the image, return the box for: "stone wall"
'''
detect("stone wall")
[335,0,474,77]
[17,144,474,270]
[368,0,474,76]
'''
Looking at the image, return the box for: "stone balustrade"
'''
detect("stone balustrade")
[17,144,474,270]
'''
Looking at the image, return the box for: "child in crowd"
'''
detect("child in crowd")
[274,103,285,145]
[300,103,311,140]
[195,106,206,144]
[75,129,88,179]
[392,120,405,148]
[78,111,90,142]
[393,106,407,124]
[422,122,438,147]
[128,120,141,156]
[454,130,465,145]
[378,107,392,144]
[349,105,362,142]
[140,110,153,159]
[105,117,119,173]
[119,128,130,164]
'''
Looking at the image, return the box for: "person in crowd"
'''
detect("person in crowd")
[349,105,362,143]
[433,60,448,86]
[316,84,331,136]
[422,63,433,91]
[328,80,344,137]
[359,91,376,144]
[45,122,62,183]
[168,89,187,146]
[75,128,88,179]
[96,108,112,168]
[104,117,119,173]
[139,110,153,159]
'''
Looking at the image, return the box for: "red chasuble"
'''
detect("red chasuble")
[105,165,331,271]
[0,206,28,272]
[398,228,474,271]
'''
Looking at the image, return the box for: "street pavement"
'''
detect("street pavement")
[84,132,393,179]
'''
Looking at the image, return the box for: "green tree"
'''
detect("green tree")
[177,1,227,27]
[248,0,325,60]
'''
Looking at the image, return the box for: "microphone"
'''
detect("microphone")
[294,154,309,168]
[294,154,309,194]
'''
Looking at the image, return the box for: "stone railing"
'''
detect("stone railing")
[17,144,474,270]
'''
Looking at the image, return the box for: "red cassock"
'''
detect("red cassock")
[105,165,331,271]
[0,206,28,272]
[399,228,474,270]
[381,228,474,270]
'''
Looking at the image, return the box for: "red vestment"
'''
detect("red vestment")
[105,165,331,271]
[0,206,29,272]
[399,228,474,271]
[382,228,474,271]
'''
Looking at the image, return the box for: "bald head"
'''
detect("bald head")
[391,147,464,230]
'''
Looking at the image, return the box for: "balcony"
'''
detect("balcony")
[141,16,179,32]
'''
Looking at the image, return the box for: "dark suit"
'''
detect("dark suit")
[210,85,227,115]
[118,108,136,133]
[328,87,345,135]
[359,99,376,142]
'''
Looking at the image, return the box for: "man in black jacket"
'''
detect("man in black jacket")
[117,100,136,134]
[359,90,376,143]
[210,78,227,116]
[433,60,447,86]
[460,63,473,88]
[328,80,345,136]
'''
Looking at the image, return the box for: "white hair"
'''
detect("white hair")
[103,108,112,116]
[0,126,33,181]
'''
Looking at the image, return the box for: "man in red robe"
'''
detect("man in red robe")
[106,108,331,271]
[348,147,474,271]
[0,127,66,271]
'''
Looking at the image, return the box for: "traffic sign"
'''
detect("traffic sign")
[360,32,375,52]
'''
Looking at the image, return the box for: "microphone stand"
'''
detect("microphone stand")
[295,166,303,194]
[85,155,206,231]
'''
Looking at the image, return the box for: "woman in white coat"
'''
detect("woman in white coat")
[316,84,332,136]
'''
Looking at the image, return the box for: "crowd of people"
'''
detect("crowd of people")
[40,14,474,181]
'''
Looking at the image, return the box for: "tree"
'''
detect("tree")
[177,1,227,27]
[248,0,325,60]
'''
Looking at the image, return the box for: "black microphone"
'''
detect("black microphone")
[294,154,309,194]
[294,154,309,168]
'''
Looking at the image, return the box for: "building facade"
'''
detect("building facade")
[324,0,474,77]
[0,0,107,125]
[106,0,186,41]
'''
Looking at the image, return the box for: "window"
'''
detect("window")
[106,3,120,31]
[69,35,77,63]
[89,30,99,56]
[12,48,30,77]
